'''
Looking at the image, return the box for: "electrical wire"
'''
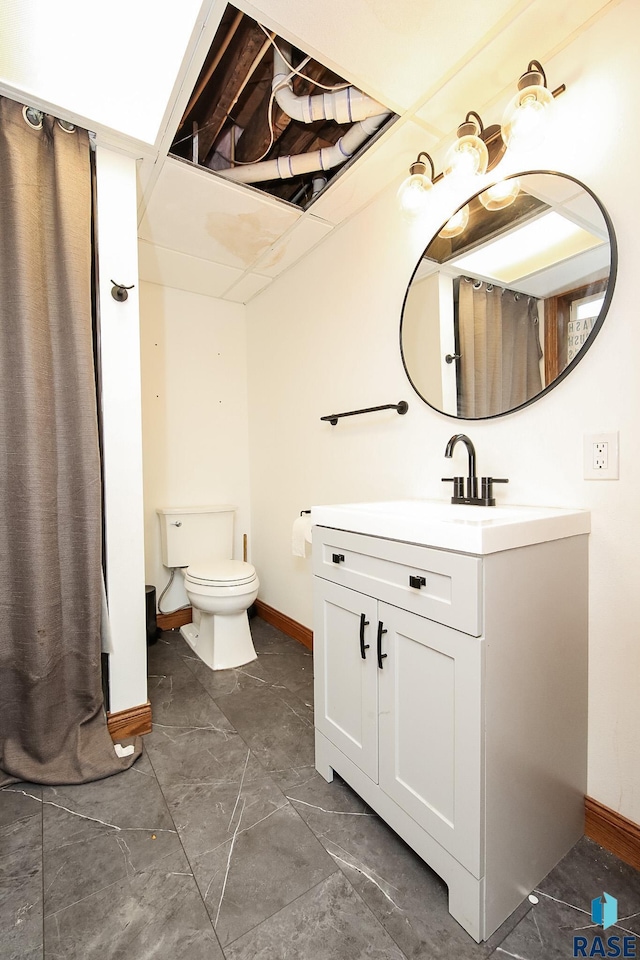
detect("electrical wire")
[233,58,310,165]
[257,23,352,91]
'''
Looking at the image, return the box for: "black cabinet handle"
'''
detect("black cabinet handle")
[332,553,345,564]
[409,575,426,589]
[377,621,388,669]
[359,613,370,659]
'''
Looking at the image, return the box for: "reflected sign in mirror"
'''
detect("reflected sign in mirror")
[400,172,617,419]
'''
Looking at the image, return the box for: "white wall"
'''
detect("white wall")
[402,272,443,411]
[96,148,147,715]
[246,0,640,824]
[139,278,251,613]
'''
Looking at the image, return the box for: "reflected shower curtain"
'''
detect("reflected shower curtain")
[458,279,542,418]
[0,97,140,784]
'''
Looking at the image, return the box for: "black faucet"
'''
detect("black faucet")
[442,434,508,506]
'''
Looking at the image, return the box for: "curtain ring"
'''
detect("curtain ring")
[57,119,76,133]
[486,283,494,292]
[473,279,482,289]
[22,105,44,130]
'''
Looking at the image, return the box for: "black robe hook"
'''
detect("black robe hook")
[111,280,135,302]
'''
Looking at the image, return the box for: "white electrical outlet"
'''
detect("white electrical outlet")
[584,432,619,480]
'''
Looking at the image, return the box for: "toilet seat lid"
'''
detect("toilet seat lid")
[185,560,257,586]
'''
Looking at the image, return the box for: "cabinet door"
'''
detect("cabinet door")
[377,603,483,876]
[314,580,378,781]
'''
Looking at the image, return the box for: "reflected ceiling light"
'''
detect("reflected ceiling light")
[479,177,521,211]
[397,151,435,219]
[451,211,604,285]
[439,204,470,239]
[501,60,556,151]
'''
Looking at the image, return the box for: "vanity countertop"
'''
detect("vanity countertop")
[311,499,590,555]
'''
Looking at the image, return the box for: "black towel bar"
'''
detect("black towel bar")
[321,401,408,426]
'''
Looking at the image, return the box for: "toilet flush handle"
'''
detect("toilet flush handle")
[171,521,182,527]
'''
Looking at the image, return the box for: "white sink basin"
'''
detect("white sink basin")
[311,499,590,554]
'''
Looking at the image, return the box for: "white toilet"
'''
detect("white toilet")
[157,505,259,671]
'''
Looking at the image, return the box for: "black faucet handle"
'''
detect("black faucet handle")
[480,476,509,503]
[442,476,465,499]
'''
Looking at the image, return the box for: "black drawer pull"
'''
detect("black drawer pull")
[332,553,345,564]
[409,575,426,589]
[359,613,370,659]
[377,621,388,669]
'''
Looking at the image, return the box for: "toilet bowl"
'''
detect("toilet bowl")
[180,560,259,671]
[156,505,259,672]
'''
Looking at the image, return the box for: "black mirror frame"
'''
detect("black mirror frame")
[399,170,618,420]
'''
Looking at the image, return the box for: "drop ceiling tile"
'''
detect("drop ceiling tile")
[413,0,613,136]
[238,0,517,112]
[138,240,242,298]
[251,216,334,278]
[223,273,273,303]
[138,157,301,270]
[0,0,204,143]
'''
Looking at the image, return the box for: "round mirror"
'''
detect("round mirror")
[400,171,617,419]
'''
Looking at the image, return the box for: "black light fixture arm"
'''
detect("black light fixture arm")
[465,110,484,133]
[527,59,547,84]
[409,151,435,178]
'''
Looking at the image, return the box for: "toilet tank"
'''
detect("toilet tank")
[157,505,236,567]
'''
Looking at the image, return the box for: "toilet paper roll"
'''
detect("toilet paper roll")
[292,514,313,558]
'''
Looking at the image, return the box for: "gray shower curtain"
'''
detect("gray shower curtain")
[458,279,542,418]
[0,96,140,784]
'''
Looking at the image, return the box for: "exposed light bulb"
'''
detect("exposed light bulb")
[444,115,489,182]
[439,204,470,239]
[397,152,434,219]
[502,63,554,150]
[398,173,433,218]
[479,177,521,211]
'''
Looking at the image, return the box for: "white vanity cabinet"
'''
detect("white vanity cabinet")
[312,518,588,942]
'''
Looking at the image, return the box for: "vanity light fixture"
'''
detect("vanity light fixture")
[398,59,564,220]
[397,151,435,218]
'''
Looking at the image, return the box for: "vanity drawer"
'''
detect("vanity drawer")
[313,527,482,636]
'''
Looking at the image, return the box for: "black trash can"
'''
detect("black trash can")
[146,584,159,645]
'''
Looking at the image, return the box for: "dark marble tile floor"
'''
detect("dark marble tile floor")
[2,617,639,959]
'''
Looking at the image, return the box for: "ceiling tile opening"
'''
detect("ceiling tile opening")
[170,4,397,209]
